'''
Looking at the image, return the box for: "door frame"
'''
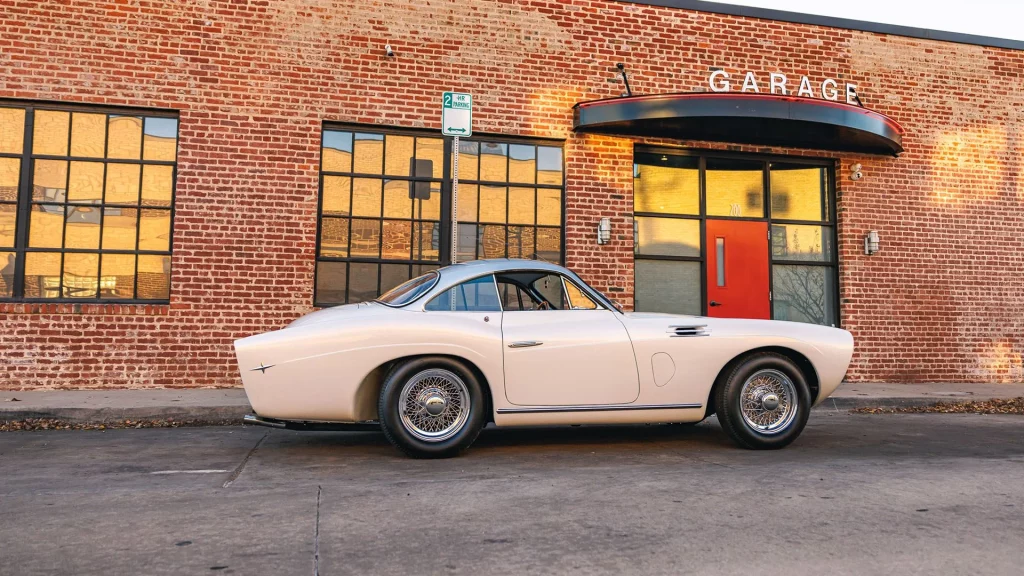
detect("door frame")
[632,146,840,325]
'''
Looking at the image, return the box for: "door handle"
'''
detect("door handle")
[709,301,722,307]
[508,341,543,348]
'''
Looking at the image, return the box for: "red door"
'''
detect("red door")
[705,220,770,319]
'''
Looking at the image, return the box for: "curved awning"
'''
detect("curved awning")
[573,93,905,156]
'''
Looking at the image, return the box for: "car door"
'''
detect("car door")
[497,271,639,406]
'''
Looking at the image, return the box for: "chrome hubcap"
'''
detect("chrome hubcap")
[739,369,798,435]
[399,369,470,442]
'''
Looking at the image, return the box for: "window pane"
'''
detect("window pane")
[315,261,347,305]
[67,161,104,203]
[0,204,15,248]
[24,252,62,299]
[715,238,726,287]
[143,117,178,161]
[634,260,701,315]
[479,185,506,223]
[381,220,412,260]
[322,176,351,216]
[141,165,174,207]
[322,131,353,173]
[104,163,140,204]
[29,206,64,248]
[0,108,26,154]
[532,274,565,309]
[32,111,70,156]
[479,142,507,182]
[416,137,444,179]
[352,178,382,217]
[537,188,560,226]
[537,147,562,186]
[384,134,414,177]
[478,224,506,259]
[508,187,535,225]
[32,160,68,202]
[0,252,14,297]
[63,252,99,298]
[771,225,833,262]
[565,280,598,310]
[770,163,827,221]
[507,226,534,259]
[772,265,836,326]
[456,223,476,262]
[107,116,143,159]
[425,275,500,312]
[456,184,478,222]
[508,144,536,184]
[100,253,135,299]
[635,217,700,258]
[65,205,101,249]
[136,254,171,300]
[139,209,171,251]
[102,208,138,250]
[536,227,560,262]
[349,218,381,258]
[0,157,20,200]
[416,181,441,220]
[382,178,412,218]
[456,140,479,181]
[380,263,410,295]
[348,262,379,303]
[320,217,349,258]
[633,153,699,215]
[413,221,439,261]
[706,158,764,218]
[353,133,384,174]
[71,113,107,158]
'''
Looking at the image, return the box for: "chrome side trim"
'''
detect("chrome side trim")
[243,414,287,428]
[508,341,544,348]
[667,325,710,337]
[496,403,703,414]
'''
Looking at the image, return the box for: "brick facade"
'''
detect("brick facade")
[0,0,1021,389]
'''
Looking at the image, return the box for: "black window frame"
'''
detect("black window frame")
[314,123,566,307]
[0,100,179,304]
[633,146,840,327]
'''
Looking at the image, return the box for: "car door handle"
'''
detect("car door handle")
[508,341,543,348]
[709,301,722,307]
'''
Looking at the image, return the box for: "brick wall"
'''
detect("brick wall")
[0,0,1021,389]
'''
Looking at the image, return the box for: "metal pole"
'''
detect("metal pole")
[451,135,460,264]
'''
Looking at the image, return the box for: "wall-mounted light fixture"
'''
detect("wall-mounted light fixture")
[850,163,863,181]
[385,43,395,58]
[864,230,880,255]
[597,218,612,245]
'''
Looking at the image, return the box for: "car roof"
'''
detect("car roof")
[436,259,568,285]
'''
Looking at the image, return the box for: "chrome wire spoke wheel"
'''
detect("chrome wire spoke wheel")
[398,369,471,443]
[739,369,798,435]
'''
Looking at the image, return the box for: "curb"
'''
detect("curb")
[814,397,974,411]
[0,406,250,424]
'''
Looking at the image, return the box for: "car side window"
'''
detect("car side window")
[563,279,599,310]
[424,275,502,312]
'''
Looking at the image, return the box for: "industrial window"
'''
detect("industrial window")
[0,104,178,302]
[315,127,564,306]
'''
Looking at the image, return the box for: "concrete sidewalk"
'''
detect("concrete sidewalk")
[1,383,1022,424]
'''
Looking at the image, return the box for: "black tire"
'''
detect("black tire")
[378,356,486,459]
[715,352,811,450]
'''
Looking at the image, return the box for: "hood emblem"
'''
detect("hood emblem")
[251,362,275,374]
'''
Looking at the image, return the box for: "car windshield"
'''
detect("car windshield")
[375,272,439,307]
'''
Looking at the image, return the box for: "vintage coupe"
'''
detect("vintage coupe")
[235,259,853,458]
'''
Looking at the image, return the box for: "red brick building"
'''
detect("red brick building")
[0,0,1021,390]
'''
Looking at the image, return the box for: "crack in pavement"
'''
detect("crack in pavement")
[222,430,269,489]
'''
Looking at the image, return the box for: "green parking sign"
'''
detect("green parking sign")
[442,92,472,137]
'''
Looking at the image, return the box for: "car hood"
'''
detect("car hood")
[288,301,392,329]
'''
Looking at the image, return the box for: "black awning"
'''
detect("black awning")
[573,93,905,156]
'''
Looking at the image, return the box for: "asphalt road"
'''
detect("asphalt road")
[1,413,1023,576]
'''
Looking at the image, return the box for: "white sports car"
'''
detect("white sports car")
[235,259,853,458]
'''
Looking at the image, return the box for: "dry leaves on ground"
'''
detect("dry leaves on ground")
[853,397,1024,415]
[0,418,238,432]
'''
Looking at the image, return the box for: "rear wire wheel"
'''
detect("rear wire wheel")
[379,357,486,458]
[715,352,811,450]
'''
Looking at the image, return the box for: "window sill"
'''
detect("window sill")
[0,302,171,316]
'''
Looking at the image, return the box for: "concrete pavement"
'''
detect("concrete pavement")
[1,413,1022,575]
[2,382,1023,424]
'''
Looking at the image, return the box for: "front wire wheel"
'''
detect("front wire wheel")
[716,353,811,450]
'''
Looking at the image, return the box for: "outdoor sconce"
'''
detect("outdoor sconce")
[597,218,612,245]
[850,163,864,181]
[864,230,880,255]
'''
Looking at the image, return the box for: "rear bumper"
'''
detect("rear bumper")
[243,413,380,432]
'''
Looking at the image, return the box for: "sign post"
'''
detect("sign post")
[442,92,472,265]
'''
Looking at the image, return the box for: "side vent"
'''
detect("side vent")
[668,325,710,338]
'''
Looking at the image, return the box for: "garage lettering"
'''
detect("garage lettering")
[708,70,858,104]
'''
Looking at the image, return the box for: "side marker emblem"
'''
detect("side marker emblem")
[251,363,275,374]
